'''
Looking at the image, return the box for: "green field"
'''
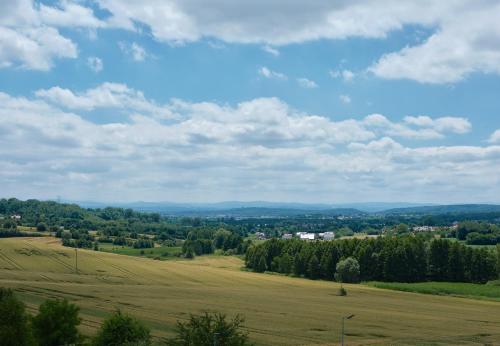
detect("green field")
[1,237,500,345]
[367,281,500,302]
[98,243,182,259]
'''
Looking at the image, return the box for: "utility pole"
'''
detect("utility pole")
[341,314,355,346]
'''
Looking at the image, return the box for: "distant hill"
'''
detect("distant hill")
[73,200,430,215]
[381,204,500,215]
[169,207,365,218]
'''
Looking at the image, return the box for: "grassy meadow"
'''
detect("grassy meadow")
[98,243,182,260]
[1,237,500,345]
[367,281,500,302]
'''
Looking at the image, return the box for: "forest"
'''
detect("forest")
[245,237,500,284]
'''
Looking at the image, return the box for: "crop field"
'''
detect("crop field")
[1,237,500,345]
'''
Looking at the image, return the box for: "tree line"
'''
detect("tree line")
[245,237,500,284]
[182,228,252,258]
[0,288,250,346]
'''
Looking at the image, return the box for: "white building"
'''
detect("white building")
[297,232,316,241]
[282,233,293,239]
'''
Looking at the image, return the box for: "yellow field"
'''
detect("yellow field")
[0,237,499,345]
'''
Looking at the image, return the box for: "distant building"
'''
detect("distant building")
[255,232,267,240]
[297,232,316,241]
[412,226,438,232]
[282,233,293,240]
[10,215,21,220]
[322,232,335,240]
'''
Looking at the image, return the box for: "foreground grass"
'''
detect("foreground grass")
[1,237,500,345]
[366,281,500,302]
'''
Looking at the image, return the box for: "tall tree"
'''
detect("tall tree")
[32,299,81,346]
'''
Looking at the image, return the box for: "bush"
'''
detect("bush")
[0,288,33,346]
[338,287,347,296]
[335,257,360,284]
[32,299,81,346]
[166,312,250,346]
[93,310,151,346]
[36,223,48,232]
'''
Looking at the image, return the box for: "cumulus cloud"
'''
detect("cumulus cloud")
[297,78,318,89]
[258,67,287,80]
[2,84,493,202]
[92,0,500,83]
[35,83,174,119]
[364,114,471,140]
[0,0,105,70]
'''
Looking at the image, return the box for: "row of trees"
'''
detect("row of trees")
[456,221,500,245]
[0,288,250,346]
[246,237,500,284]
[182,228,251,258]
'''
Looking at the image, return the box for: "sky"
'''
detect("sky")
[1,0,500,204]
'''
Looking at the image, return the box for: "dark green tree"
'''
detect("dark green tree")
[448,242,465,282]
[335,257,360,283]
[0,288,33,346]
[307,255,320,280]
[320,251,336,280]
[32,299,81,346]
[93,310,151,346]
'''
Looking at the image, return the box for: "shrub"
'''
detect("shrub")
[92,310,151,346]
[166,312,250,346]
[32,299,81,346]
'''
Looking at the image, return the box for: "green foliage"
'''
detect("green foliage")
[246,237,497,284]
[32,299,81,346]
[0,288,33,346]
[166,312,250,346]
[335,257,360,283]
[93,310,151,346]
[36,222,48,232]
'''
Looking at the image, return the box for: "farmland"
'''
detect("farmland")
[1,237,500,345]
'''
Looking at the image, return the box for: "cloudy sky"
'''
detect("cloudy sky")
[1,0,500,204]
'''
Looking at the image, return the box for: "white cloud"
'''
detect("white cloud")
[87,56,103,72]
[489,129,500,143]
[258,67,287,80]
[330,69,355,82]
[339,94,351,104]
[0,85,495,202]
[262,45,280,56]
[35,83,174,119]
[365,114,471,140]
[0,25,77,70]
[297,78,318,89]
[39,1,105,28]
[119,41,148,61]
[0,0,106,70]
[369,3,500,83]
[91,1,500,83]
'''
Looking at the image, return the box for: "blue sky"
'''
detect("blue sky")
[1,0,500,203]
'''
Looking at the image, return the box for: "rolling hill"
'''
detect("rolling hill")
[1,237,499,345]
